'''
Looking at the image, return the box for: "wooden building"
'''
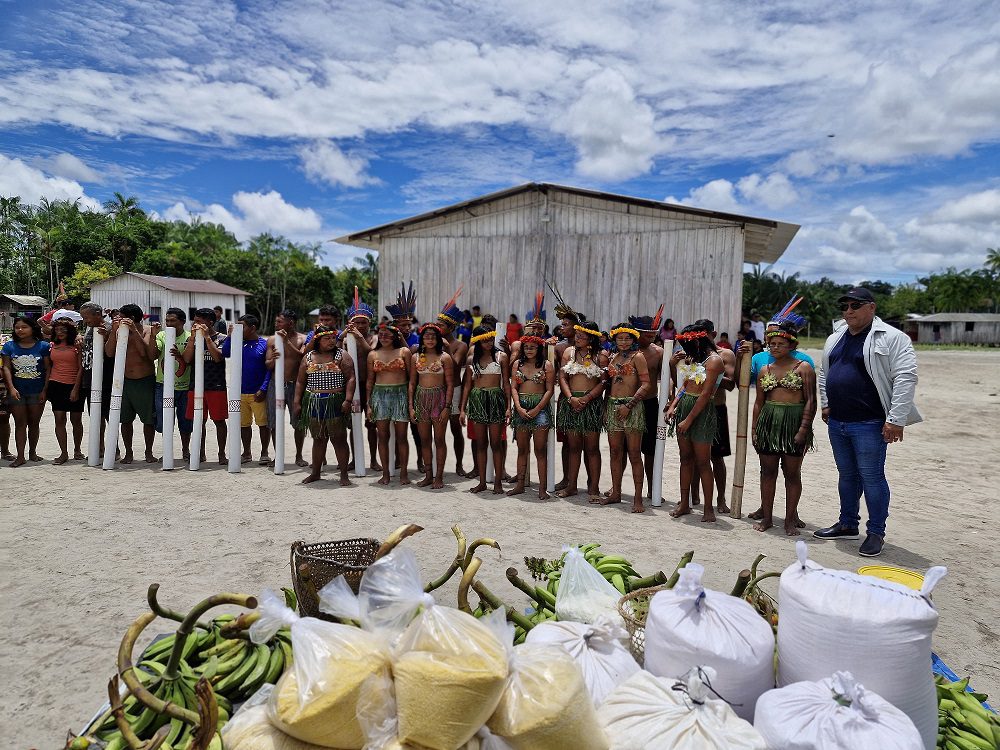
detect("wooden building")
[336,183,799,336]
[88,273,249,327]
[0,294,47,331]
[912,313,1000,345]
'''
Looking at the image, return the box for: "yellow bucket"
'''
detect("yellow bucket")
[858,565,924,590]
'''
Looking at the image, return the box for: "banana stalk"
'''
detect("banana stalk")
[108,675,146,750]
[186,678,220,750]
[665,551,694,588]
[457,557,482,614]
[163,593,258,680]
[730,569,752,598]
[375,523,424,559]
[505,567,553,611]
[629,571,667,590]
[464,537,501,570]
[425,525,468,592]
[146,584,211,631]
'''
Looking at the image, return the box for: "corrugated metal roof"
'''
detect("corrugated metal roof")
[335,182,799,264]
[913,312,1000,323]
[92,273,249,296]
[1,294,48,306]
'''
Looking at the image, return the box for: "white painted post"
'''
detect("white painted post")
[345,333,366,476]
[188,330,205,471]
[102,325,128,471]
[227,323,243,473]
[486,321,504,483]
[546,343,556,490]
[87,328,104,467]
[651,349,672,507]
[161,327,176,470]
[274,336,286,475]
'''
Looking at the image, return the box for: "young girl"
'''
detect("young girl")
[1,316,50,466]
[47,319,84,464]
[295,326,355,486]
[408,323,453,489]
[366,324,412,485]
[556,319,607,500]
[508,334,555,499]
[665,324,725,521]
[460,325,510,494]
[752,322,816,535]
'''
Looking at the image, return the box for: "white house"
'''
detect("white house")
[88,273,250,326]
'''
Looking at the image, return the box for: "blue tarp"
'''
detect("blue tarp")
[932,652,994,712]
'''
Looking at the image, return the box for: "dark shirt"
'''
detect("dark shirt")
[826,325,885,422]
[221,335,271,394]
[213,319,228,335]
[189,332,227,392]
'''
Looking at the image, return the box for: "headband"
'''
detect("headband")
[765,330,798,343]
[418,322,443,335]
[519,335,547,347]
[609,326,640,339]
[470,330,497,344]
[313,328,339,340]
[675,330,709,342]
[574,324,601,337]
[437,313,458,325]
[378,323,401,336]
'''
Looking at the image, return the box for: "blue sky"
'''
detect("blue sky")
[1,0,998,284]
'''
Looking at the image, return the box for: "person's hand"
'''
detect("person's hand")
[821,407,830,424]
[254,389,266,403]
[266,348,279,363]
[677,417,692,435]
[292,399,301,418]
[365,405,373,421]
[664,405,676,423]
[670,350,686,366]
[227,323,234,336]
[505,406,512,425]
[497,336,510,354]
[883,423,904,444]
[276,329,287,340]
[191,323,205,334]
[409,407,417,422]
[615,404,630,422]
[569,396,584,412]
[342,399,353,416]
[8,386,20,402]
[793,427,808,448]
[460,410,467,427]
[149,321,161,335]
[38,389,47,404]
[70,385,80,402]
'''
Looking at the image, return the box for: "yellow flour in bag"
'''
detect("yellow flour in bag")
[487,644,608,750]
[222,701,330,750]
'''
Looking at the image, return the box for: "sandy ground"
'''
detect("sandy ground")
[2,348,998,748]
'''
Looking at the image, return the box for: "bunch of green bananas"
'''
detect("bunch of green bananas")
[528,543,663,598]
[936,675,999,750]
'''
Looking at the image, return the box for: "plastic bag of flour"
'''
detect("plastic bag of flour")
[777,542,945,750]
[644,563,775,721]
[598,668,766,749]
[555,546,623,624]
[754,671,923,750]
[249,590,390,749]
[525,617,640,706]
[221,684,327,750]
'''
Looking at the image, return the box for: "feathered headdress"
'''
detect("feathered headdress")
[386,280,417,322]
[768,296,807,332]
[437,286,463,326]
[546,281,585,324]
[54,281,69,303]
[627,304,664,333]
[526,291,546,326]
[346,286,375,322]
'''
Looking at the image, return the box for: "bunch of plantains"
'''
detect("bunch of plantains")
[935,675,999,750]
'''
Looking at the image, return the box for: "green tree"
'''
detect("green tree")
[133,242,207,278]
[64,258,124,299]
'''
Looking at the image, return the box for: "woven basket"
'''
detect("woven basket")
[290,538,380,620]
[617,585,669,664]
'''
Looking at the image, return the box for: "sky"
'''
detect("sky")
[1,0,998,284]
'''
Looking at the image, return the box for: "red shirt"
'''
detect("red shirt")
[506,322,523,343]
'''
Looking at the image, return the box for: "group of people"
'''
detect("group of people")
[0,284,919,557]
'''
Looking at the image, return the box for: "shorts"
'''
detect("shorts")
[712,404,731,458]
[240,393,268,427]
[120,375,156,425]
[185,390,228,422]
[9,387,45,407]
[640,397,659,455]
[511,392,552,431]
[154,384,193,434]
[47,380,85,413]
[267,379,298,430]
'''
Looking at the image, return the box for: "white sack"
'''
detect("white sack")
[555,546,623,624]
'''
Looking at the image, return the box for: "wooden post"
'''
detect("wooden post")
[188,330,205,471]
[273,336,286,476]
[345,333,366,477]
[161,327,176,470]
[87,327,104,467]
[729,347,753,518]
[102,326,128,471]
[227,323,243,474]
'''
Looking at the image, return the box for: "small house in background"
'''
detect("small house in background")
[88,273,249,327]
[911,312,1000,345]
[0,294,48,330]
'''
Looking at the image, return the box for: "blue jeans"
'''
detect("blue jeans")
[827,418,890,536]
[154,383,193,434]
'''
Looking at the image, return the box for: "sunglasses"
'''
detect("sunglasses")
[839,301,870,311]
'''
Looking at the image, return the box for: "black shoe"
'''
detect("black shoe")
[859,534,885,557]
[813,523,860,540]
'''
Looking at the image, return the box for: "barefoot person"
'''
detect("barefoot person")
[508,332,555,499]
[221,314,271,465]
[2,316,50,466]
[665,325,725,522]
[460,325,511,494]
[602,324,652,513]
[344,296,380,472]
[366,323,412,485]
[629,308,665,501]
[266,309,308,467]
[547,286,591,492]
[436,289,470,477]
[0,356,11,461]
[294,326,354,486]
[183,309,229,464]
[752,318,816,535]
[79,301,114,458]
[106,304,157,464]
[408,322,454,488]
[556,319,607,500]
[147,308,192,461]
[47,318,84,464]
[387,281,423,472]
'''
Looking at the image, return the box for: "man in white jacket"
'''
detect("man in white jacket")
[814,288,921,557]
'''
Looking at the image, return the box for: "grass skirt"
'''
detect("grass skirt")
[297,391,346,439]
[605,396,646,433]
[467,386,506,424]
[370,383,409,422]
[668,392,716,444]
[511,392,552,430]
[414,384,448,423]
[753,400,813,456]
[556,391,604,434]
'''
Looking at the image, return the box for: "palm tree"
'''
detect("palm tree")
[354,251,378,295]
[986,247,1000,275]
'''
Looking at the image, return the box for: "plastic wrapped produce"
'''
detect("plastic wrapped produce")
[221,685,327,750]
[555,546,623,624]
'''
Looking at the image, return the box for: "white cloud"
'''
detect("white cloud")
[736,173,797,209]
[298,141,377,188]
[164,190,323,242]
[928,188,1000,224]
[667,172,798,213]
[0,153,102,210]
[37,152,102,183]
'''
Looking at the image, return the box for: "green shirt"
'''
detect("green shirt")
[155,329,192,389]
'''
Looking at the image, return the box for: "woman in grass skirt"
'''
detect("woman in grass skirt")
[366,323,413,485]
[294,326,355,486]
[601,324,652,513]
[460,325,510,494]
[752,318,815,535]
[556,319,608,501]
[665,324,725,522]
[408,322,454,489]
[508,333,555,499]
